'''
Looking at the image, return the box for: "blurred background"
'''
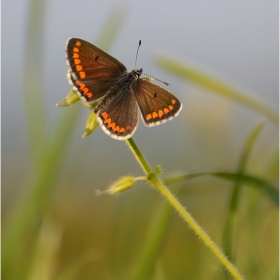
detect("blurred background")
[2,0,278,279]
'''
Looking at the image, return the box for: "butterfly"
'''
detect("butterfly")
[65,38,182,140]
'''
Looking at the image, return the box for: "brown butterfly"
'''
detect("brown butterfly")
[65,38,182,140]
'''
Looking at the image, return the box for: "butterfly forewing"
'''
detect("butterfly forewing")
[68,74,119,103]
[66,38,127,102]
[66,38,126,78]
[133,79,182,126]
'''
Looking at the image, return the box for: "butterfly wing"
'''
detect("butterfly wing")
[94,86,139,140]
[133,79,182,126]
[66,38,127,102]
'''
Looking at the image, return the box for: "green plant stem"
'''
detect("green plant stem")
[125,138,244,280]
[125,138,152,174]
[152,176,244,280]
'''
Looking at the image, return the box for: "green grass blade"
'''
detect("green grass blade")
[95,3,127,50]
[211,172,279,206]
[133,198,175,280]
[26,218,62,280]
[2,108,81,279]
[164,172,278,206]
[55,251,96,280]
[223,122,265,262]
[155,56,278,125]
[23,0,48,153]
[2,5,127,278]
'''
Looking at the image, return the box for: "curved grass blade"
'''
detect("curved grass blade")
[164,172,278,206]
[155,56,278,125]
[212,172,278,206]
[223,122,265,262]
[95,3,127,50]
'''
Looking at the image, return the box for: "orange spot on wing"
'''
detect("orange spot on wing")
[164,108,170,114]
[169,105,174,111]
[75,81,85,89]
[72,53,79,58]
[102,112,108,120]
[120,127,125,133]
[79,72,86,79]
[114,126,120,132]
[83,88,89,94]
[86,92,93,99]
[73,47,79,52]
[109,122,116,129]
[75,41,81,46]
[105,118,112,125]
[74,59,81,64]
[171,99,176,104]
[158,110,164,117]
[76,65,83,71]
[146,114,152,121]
[152,112,158,118]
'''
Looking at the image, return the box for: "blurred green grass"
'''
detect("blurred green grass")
[2,2,278,280]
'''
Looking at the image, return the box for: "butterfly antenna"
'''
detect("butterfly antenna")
[135,40,170,87]
[135,40,141,68]
[142,72,170,87]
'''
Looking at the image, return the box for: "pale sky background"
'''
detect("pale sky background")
[2,0,278,201]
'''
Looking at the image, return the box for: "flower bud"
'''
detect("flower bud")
[96,176,135,195]
[56,90,80,107]
[82,111,99,138]
[153,165,162,174]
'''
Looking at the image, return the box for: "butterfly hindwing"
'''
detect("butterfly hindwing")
[66,38,127,102]
[133,79,182,126]
[94,86,139,140]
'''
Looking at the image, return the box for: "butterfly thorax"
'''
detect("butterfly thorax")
[94,68,143,114]
[115,68,143,89]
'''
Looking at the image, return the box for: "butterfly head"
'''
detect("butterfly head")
[133,68,143,79]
